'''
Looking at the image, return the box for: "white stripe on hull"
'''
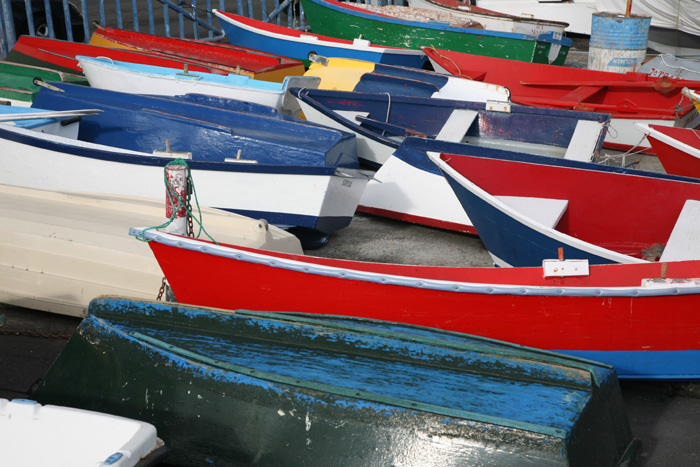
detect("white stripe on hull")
[0,128,368,220]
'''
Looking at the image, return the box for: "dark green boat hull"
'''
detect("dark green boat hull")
[299,0,570,65]
[34,297,639,466]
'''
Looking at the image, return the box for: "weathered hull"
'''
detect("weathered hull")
[214,10,427,68]
[304,57,510,100]
[299,0,571,65]
[424,46,700,153]
[639,123,700,178]
[34,297,640,466]
[89,24,305,82]
[0,184,301,317]
[4,35,235,76]
[0,61,86,106]
[77,55,320,118]
[422,137,700,263]
[132,227,700,379]
[407,0,569,35]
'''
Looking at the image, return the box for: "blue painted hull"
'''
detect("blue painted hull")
[421,136,700,266]
[34,297,640,466]
[0,84,371,247]
[214,10,427,68]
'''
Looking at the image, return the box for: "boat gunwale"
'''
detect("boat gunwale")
[130,227,700,298]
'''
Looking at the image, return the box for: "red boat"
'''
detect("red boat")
[130,226,700,380]
[638,123,700,178]
[423,46,700,154]
[5,35,236,76]
[89,25,305,82]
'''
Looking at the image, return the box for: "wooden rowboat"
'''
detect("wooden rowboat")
[0,61,86,107]
[89,24,305,83]
[428,139,700,267]
[637,123,700,178]
[1,83,370,248]
[4,35,239,76]
[213,10,427,68]
[0,183,302,317]
[34,296,641,466]
[406,0,569,36]
[76,55,319,117]
[298,0,572,65]
[423,46,700,153]
[304,56,510,102]
[128,224,700,380]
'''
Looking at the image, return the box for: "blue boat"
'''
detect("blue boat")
[213,10,428,68]
[0,83,371,248]
[294,87,610,168]
[33,296,640,467]
[425,138,700,266]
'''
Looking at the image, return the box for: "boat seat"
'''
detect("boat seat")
[497,196,569,228]
[560,85,606,103]
[563,120,605,162]
[435,109,478,143]
[659,199,700,262]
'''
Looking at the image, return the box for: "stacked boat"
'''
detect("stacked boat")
[6,6,700,465]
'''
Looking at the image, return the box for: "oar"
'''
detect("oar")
[0,109,104,122]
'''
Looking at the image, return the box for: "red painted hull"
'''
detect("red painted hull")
[646,125,700,178]
[423,47,700,121]
[6,36,236,76]
[437,151,700,257]
[143,231,700,357]
[90,25,304,78]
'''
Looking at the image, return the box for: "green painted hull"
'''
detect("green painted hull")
[299,0,570,65]
[34,297,640,467]
[0,62,87,104]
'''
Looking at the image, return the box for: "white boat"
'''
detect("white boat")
[405,0,569,36]
[472,0,596,35]
[0,184,303,317]
[0,398,166,467]
[76,55,321,117]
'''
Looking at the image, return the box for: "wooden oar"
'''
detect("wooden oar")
[0,109,104,122]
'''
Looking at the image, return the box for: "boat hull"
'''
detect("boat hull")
[424,46,700,153]
[133,227,700,379]
[641,124,700,178]
[214,10,427,68]
[299,0,571,65]
[34,297,640,466]
[0,124,368,247]
[89,24,305,83]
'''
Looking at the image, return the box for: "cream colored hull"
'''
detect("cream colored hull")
[0,185,302,317]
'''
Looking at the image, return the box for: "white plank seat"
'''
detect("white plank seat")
[435,108,479,143]
[562,120,606,162]
[659,199,700,262]
[497,196,569,229]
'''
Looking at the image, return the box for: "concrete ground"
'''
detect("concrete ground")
[2,21,699,467]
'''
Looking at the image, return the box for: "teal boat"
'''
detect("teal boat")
[34,297,640,467]
[299,0,572,65]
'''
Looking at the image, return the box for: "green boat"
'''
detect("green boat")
[0,61,87,106]
[299,0,572,65]
[34,296,640,467]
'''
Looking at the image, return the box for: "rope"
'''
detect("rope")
[424,45,475,80]
[383,92,391,136]
[134,158,219,245]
